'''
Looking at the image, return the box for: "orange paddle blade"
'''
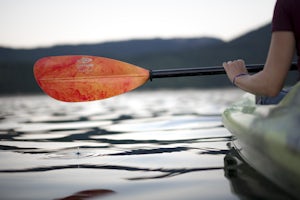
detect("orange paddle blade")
[34,56,150,102]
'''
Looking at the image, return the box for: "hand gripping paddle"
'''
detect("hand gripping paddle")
[34,55,297,102]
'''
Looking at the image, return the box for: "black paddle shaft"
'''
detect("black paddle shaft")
[150,63,298,80]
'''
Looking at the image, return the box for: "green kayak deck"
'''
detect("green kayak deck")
[222,82,300,197]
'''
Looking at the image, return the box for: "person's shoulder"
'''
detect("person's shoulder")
[284,0,300,8]
[276,0,298,7]
[275,0,299,13]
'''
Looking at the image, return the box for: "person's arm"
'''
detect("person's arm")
[223,31,295,97]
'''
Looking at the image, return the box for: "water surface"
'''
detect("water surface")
[0,89,288,200]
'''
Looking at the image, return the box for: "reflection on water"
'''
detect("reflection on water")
[224,145,294,200]
[57,189,116,200]
[0,89,291,200]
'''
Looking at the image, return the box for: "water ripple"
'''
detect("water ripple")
[0,90,250,200]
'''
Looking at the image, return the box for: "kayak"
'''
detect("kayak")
[222,81,300,198]
[224,147,294,199]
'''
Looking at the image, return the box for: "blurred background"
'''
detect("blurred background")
[0,0,289,94]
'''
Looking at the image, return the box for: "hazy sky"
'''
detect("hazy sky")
[0,0,276,49]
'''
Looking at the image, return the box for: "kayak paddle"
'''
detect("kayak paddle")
[34,55,297,102]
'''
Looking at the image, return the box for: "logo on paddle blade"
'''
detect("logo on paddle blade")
[76,57,94,73]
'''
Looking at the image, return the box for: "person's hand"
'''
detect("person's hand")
[222,59,248,84]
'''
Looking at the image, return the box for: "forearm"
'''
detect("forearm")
[234,70,284,97]
[224,32,295,97]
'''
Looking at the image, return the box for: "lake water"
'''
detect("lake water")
[0,89,291,200]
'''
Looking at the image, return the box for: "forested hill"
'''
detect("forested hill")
[0,23,274,94]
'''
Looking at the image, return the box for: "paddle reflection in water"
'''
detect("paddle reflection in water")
[56,189,115,200]
[0,89,286,200]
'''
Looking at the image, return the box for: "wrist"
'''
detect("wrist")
[232,73,248,86]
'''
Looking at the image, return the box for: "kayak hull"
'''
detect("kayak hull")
[222,82,300,197]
